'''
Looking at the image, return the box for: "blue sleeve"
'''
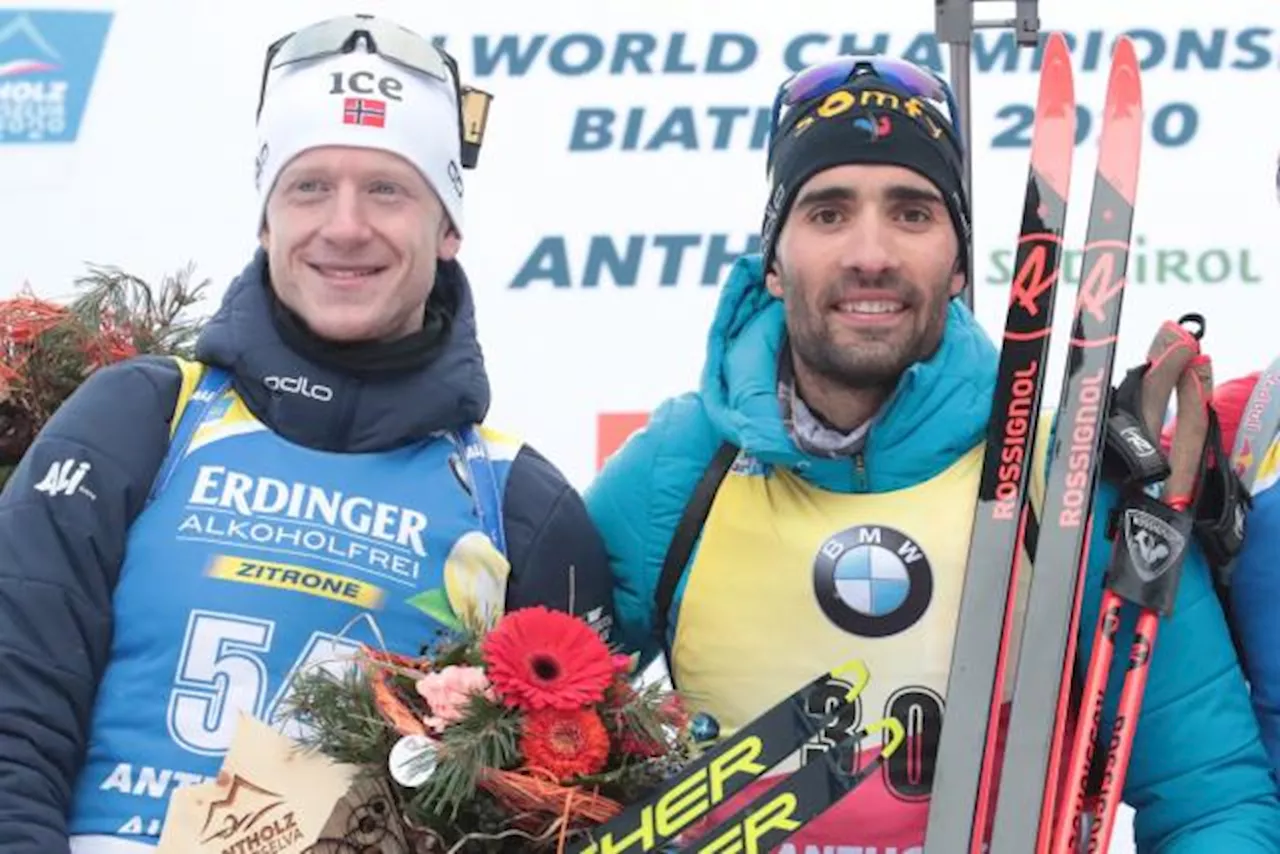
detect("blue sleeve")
[1077,483,1280,853]
[501,445,616,643]
[0,357,181,854]
[1228,479,1280,774]
[583,394,722,666]
[584,417,663,663]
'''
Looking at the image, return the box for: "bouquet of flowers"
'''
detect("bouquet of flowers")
[0,264,207,489]
[281,606,700,853]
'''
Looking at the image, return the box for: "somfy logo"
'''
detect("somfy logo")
[264,375,333,402]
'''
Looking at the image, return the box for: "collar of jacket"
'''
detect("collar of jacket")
[699,253,998,493]
[193,249,491,454]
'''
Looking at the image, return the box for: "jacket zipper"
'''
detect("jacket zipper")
[854,452,869,491]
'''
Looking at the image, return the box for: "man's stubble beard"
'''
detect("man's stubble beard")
[782,268,951,393]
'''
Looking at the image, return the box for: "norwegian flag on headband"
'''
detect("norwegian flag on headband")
[343,97,386,128]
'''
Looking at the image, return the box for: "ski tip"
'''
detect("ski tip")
[1041,32,1073,78]
[1041,31,1070,61]
[830,658,871,698]
[1099,35,1144,205]
[1106,36,1143,113]
[1036,33,1076,117]
[1029,32,1076,201]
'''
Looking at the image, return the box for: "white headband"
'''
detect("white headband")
[254,51,464,233]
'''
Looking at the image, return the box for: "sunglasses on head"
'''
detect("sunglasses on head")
[769,54,963,156]
[256,14,490,169]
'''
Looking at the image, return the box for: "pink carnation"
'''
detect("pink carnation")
[415,666,495,733]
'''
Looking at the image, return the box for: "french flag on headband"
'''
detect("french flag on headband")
[343,97,386,128]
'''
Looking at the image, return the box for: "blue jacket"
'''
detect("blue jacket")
[586,254,1280,852]
[0,251,614,854]
[1229,443,1280,774]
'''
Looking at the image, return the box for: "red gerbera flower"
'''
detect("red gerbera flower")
[481,606,613,711]
[520,707,611,781]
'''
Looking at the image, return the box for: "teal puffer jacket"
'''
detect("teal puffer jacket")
[585,253,1280,852]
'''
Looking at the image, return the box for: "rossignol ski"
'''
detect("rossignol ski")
[924,31,1076,854]
[569,658,903,854]
[988,35,1145,854]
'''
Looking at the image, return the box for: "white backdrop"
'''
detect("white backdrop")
[5,3,1280,848]
[2,0,1278,489]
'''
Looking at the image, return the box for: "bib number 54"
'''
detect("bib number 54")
[166,609,360,756]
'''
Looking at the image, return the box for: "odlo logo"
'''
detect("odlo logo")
[264,375,333,402]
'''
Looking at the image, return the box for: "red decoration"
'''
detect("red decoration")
[520,707,611,782]
[481,606,613,711]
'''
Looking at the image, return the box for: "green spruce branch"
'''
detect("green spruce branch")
[408,693,522,823]
[278,665,396,767]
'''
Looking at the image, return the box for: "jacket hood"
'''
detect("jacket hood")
[194,249,490,453]
[700,253,998,492]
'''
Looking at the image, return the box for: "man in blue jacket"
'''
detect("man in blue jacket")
[0,14,613,854]
[1184,365,1280,777]
[1188,154,1280,780]
[586,57,1280,851]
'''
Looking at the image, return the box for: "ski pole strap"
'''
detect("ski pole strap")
[1100,314,1202,490]
[1189,352,1275,583]
[1094,315,1250,582]
[1193,407,1251,580]
[1102,366,1172,489]
[1105,354,1212,616]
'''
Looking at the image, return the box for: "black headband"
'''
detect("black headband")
[761,80,971,281]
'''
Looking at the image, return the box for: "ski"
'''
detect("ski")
[988,35,1145,854]
[570,658,871,854]
[923,31,1076,854]
[683,716,906,853]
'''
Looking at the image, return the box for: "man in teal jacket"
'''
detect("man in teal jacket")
[586,57,1280,851]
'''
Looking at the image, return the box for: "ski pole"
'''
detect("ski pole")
[1087,353,1213,851]
[1049,316,1201,852]
[1049,316,1198,854]
[1052,349,1213,854]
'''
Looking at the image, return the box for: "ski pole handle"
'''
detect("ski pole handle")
[1101,349,1212,623]
[1165,354,1214,509]
[1139,315,1203,441]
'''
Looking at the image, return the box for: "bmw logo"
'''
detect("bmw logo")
[813,525,933,637]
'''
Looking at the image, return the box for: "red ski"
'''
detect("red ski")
[924,31,1076,854]
[987,36,1145,854]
